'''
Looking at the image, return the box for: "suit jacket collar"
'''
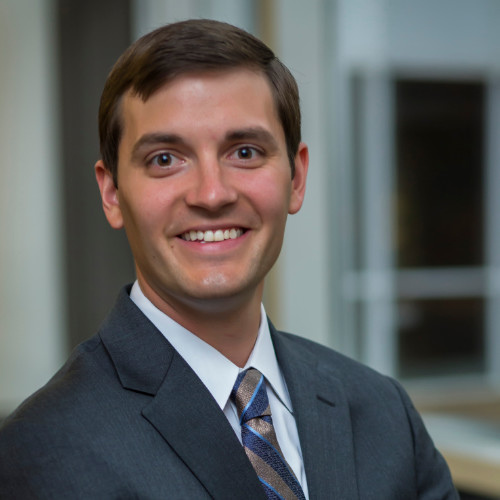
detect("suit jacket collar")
[98,286,171,394]
[271,324,359,500]
[99,287,266,499]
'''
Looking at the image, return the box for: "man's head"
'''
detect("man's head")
[95,19,308,326]
[98,19,301,186]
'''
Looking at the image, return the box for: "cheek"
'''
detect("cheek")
[244,172,292,218]
[119,190,167,240]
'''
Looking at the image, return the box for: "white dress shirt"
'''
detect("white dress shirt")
[130,281,308,497]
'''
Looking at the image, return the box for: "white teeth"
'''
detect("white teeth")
[181,228,243,242]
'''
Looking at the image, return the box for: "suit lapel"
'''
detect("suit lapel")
[272,326,359,500]
[99,288,266,499]
[142,352,266,499]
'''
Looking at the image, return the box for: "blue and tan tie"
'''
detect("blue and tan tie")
[231,368,306,500]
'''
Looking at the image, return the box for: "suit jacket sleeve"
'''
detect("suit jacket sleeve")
[388,378,458,500]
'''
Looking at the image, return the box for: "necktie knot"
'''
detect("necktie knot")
[230,368,271,424]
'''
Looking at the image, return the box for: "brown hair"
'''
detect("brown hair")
[98,19,301,186]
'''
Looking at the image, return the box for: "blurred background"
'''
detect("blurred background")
[1,0,500,497]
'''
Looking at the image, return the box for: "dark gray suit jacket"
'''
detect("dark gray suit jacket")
[0,287,458,499]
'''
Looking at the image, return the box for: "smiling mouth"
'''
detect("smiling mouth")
[180,228,244,242]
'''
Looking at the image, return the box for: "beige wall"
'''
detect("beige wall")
[0,0,65,415]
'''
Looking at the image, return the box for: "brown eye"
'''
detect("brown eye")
[237,147,255,159]
[154,153,172,167]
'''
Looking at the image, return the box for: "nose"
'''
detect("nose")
[185,156,238,211]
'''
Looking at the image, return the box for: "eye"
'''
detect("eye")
[146,151,183,170]
[228,146,262,162]
[151,152,174,167]
[236,147,256,159]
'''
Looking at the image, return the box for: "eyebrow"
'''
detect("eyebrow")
[130,133,185,162]
[129,126,280,162]
[225,127,279,150]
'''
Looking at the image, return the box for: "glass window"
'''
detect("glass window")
[393,79,486,379]
[395,79,484,268]
[345,75,490,380]
[397,297,485,378]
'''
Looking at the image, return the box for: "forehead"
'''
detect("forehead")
[119,69,284,144]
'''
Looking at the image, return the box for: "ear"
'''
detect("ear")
[95,160,124,229]
[288,142,309,214]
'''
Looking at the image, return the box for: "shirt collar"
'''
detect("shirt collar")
[129,281,291,412]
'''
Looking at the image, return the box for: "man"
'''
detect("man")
[0,19,457,499]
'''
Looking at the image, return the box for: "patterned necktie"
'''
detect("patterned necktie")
[230,368,306,500]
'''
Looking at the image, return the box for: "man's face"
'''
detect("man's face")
[96,69,308,315]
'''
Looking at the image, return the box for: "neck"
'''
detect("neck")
[138,280,264,368]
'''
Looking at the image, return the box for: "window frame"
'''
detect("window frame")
[340,69,500,392]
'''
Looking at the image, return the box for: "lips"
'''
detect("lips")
[180,228,244,242]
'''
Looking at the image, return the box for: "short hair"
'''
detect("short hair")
[98,19,301,186]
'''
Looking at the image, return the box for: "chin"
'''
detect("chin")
[200,273,230,288]
[192,283,245,300]
[185,275,257,302]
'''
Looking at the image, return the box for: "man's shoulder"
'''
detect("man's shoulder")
[0,325,154,490]
[1,334,108,430]
[273,328,388,382]
[271,327,411,410]
[0,286,170,439]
